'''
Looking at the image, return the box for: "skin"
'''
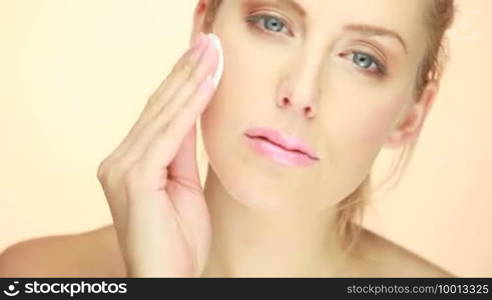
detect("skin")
[198,0,441,276]
[0,0,455,277]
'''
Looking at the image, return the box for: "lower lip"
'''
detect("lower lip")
[245,136,318,167]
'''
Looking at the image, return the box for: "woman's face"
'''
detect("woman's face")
[199,0,431,211]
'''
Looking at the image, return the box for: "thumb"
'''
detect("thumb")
[167,122,202,193]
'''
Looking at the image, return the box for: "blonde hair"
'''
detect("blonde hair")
[201,0,456,253]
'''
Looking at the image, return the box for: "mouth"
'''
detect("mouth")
[244,127,319,167]
[246,135,317,159]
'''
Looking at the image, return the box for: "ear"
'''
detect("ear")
[189,0,211,47]
[384,81,439,150]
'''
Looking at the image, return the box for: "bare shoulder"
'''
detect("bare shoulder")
[0,225,126,277]
[352,228,456,277]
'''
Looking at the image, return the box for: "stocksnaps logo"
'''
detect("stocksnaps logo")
[3,281,20,297]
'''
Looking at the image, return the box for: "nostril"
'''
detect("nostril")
[282,97,290,106]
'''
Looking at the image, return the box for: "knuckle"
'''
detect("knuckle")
[175,83,194,102]
[171,175,203,197]
[97,158,111,181]
[122,163,141,188]
[174,51,193,72]
[172,59,185,73]
[172,55,185,71]
[151,75,172,101]
[181,60,194,77]
[147,91,164,108]
[97,157,125,188]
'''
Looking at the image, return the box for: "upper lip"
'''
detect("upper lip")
[245,127,319,160]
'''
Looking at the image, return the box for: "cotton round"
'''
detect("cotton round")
[208,33,224,88]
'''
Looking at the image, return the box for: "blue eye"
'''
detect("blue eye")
[246,14,387,78]
[350,51,387,77]
[263,16,285,32]
[246,14,290,35]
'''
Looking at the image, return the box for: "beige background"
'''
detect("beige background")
[0,0,490,277]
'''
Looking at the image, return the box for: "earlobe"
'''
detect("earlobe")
[197,0,207,13]
[384,81,439,150]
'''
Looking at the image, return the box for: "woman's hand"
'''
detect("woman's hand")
[96,32,219,277]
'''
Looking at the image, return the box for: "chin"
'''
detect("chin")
[206,151,323,212]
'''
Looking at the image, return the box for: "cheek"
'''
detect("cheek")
[200,36,265,160]
[318,89,408,179]
[308,93,408,206]
[354,103,401,146]
[201,34,272,133]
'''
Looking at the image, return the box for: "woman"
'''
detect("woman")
[0,0,456,277]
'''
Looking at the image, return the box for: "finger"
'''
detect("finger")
[167,122,202,190]
[108,33,209,163]
[166,122,208,229]
[146,32,208,115]
[148,40,218,139]
[139,75,215,180]
[149,37,215,129]
[125,37,217,166]
[123,77,215,278]
[147,32,205,104]
[165,124,211,277]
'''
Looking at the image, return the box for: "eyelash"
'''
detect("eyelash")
[245,13,388,78]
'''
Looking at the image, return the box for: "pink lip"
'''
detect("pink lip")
[244,127,319,167]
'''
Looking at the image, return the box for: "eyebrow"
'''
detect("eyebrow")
[342,23,408,54]
[272,0,408,53]
[277,0,306,17]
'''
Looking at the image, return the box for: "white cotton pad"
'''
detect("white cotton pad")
[208,33,224,88]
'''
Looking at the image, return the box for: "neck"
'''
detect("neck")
[200,167,352,277]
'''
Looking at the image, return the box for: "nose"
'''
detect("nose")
[276,95,315,118]
[275,67,321,119]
